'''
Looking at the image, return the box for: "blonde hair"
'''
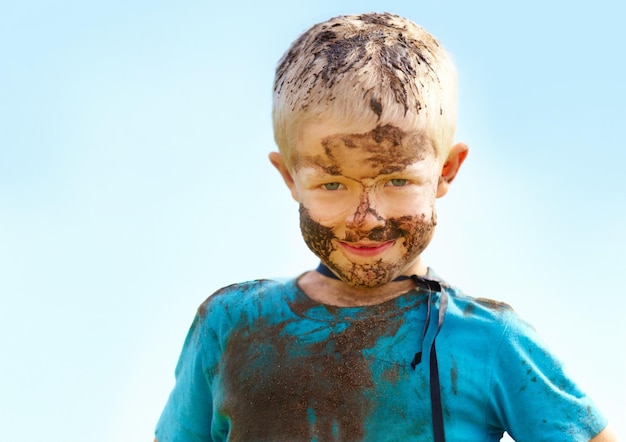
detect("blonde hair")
[272,12,458,169]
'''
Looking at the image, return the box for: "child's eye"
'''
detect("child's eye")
[322,182,342,190]
[388,178,408,187]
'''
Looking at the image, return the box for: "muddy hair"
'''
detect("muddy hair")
[272,12,458,170]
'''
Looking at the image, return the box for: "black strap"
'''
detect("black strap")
[411,274,447,442]
[430,286,448,442]
[315,263,447,441]
[430,344,445,442]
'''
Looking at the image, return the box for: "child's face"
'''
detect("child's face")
[271,120,462,288]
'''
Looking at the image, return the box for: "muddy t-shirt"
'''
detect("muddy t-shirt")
[155,276,607,441]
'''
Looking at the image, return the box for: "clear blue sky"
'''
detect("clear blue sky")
[1,1,624,440]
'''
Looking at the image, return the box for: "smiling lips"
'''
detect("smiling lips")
[338,240,396,257]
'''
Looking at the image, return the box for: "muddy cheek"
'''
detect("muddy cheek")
[395,212,437,259]
[299,204,337,261]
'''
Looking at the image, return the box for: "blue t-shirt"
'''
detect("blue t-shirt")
[155,275,607,441]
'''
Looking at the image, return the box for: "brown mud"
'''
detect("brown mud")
[220,298,411,441]
[294,124,434,178]
[299,205,436,288]
[275,13,440,122]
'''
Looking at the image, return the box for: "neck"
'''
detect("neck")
[297,269,423,307]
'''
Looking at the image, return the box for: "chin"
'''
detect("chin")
[326,259,404,288]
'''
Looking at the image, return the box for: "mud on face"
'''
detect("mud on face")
[299,205,437,287]
[293,124,436,177]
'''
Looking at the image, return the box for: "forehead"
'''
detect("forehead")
[292,121,437,176]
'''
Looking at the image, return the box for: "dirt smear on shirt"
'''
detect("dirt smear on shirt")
[220,301,406,441]
[462,298,514,316]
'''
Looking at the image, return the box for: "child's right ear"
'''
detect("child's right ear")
[269,152,300,202]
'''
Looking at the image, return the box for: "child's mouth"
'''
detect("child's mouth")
[338,240,395,257]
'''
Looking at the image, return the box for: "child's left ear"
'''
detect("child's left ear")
[437,142,469,198]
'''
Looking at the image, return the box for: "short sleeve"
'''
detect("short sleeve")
[487,314,607,441]
[155,314,215,442]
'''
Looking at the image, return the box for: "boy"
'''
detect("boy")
[155,12,616,441]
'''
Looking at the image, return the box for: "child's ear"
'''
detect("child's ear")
[437,142,469,198]
[269,152,300,202]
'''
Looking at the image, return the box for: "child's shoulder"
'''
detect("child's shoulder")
[197,277,297,319]
[428,269,516,320]
[449,286,515,316]
[438,284,537,358]
[441,282,549,357]
[441,282,519,332]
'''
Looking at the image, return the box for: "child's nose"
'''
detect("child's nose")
[346,193,385,232]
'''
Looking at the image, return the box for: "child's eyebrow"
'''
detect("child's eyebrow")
[296,162,342,177]
[292,154,341,175]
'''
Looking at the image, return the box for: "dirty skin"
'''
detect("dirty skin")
[293,124,435,177]
[300,205,436,287]
[296,124,437,287]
